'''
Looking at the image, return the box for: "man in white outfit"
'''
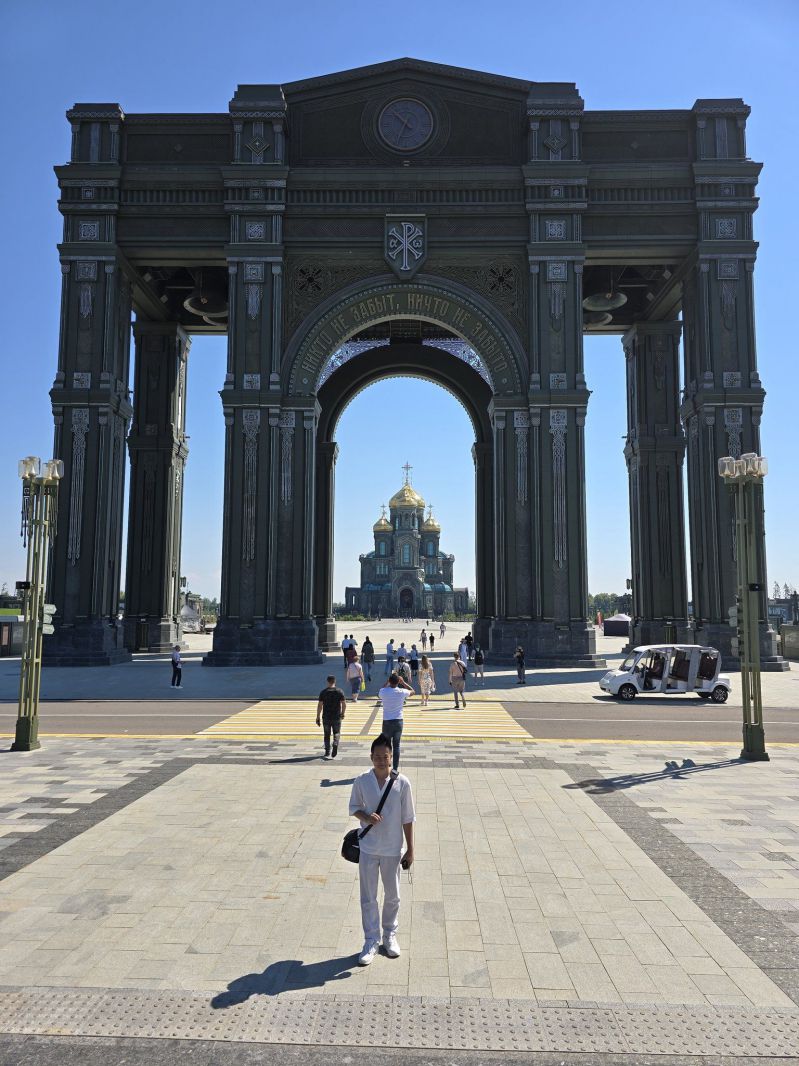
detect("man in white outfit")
[349,734,415,967]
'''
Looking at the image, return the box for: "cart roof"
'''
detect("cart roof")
[630,644,719,654]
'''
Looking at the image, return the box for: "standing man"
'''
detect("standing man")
[341,634,352,667]
[316,674,347,759]
[349,734,415,966]
[465,632,474,661]
[378,671,413,771]
[420,628,427,652]
[171,645,182,688]
[473,644,485,686]
[385,638,395,677]
[361,636,375,682]
[439,621,446,640]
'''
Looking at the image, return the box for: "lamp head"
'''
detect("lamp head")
[42,459,64,481]
[18,456,40,479]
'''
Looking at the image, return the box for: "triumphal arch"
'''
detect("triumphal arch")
[46,59,782,668]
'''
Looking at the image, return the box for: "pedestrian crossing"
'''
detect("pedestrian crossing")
[196,695,533,741]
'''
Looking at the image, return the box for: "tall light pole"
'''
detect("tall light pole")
[718,452,768,762]
[12,456,63,753]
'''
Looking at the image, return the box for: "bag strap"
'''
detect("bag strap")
[358,772,396,840]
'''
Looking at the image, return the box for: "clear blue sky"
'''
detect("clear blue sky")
[1,0,796,604]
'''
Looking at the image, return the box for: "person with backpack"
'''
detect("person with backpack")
[448,650,468,708]
[348,734,415,966]
[316,675,347,759]
[473,645,485,685]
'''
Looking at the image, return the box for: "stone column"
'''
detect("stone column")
[497,82,601,666]
[123,322,190,651]
[471,441,494,649]
[680,99,786,669]
[314,441,339,650]
[623,322,688,646]
[46,103,131,665]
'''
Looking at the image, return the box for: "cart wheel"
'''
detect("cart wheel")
[711,686,729,703]
[618,684,637,701]
[697,692,711,699]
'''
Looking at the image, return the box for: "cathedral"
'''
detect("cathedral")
[344,466,470,618]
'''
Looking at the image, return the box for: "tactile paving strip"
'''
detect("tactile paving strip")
[2,986,799,1055]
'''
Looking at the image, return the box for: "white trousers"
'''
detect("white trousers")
[358,853,401,942]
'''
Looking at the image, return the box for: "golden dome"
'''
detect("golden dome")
[389,483,425,509]
[422,504,440,531]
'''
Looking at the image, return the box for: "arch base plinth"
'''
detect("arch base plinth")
[489,620,606,669]
[203,618,323,667]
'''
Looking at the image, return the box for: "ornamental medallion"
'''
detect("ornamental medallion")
[385,215,426,279]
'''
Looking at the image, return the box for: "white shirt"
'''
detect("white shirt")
[386,642,395,657]
[349,770,416,856]
[378,685,410,720]
[341,638,351,649]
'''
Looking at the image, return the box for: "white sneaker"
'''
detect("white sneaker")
[358,939,379,966]
[383,933,401,958]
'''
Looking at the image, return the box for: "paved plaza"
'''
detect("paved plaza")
[1,628,798,1061]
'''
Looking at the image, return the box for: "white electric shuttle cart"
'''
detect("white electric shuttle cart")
[599,645,732,702]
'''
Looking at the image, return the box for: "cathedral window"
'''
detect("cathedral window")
[402,544,411,565]
[378,541,386,556]
[426,541,434,556]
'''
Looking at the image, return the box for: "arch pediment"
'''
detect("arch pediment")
[285,274,525,396]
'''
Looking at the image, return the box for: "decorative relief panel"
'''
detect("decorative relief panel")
[720,279,737,330]
[72,372,91,389]
[426,258,526,335]
[723,407,743,458]
[68,409,90,564]
[718,259,739,279]
[513,411,530,505]
[77,220,100,241]
[715,218,737,239]
[549,410,568,567]
[385,217,426,279]
[245,221,267,241]
[284,260,379,340]
[546,261,567,282]
[723,371,742,389]
[243,374,261,390]
[242,411,260,564]
[279,411,296,505]
[544,218,567,240]
[549,373,567,390]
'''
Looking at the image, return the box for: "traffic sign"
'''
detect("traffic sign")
[41,624,55,635]
[41,604,56,623]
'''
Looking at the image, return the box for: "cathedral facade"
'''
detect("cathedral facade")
[344,470,469,618]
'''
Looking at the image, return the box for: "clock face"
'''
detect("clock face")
[378,99,434,151]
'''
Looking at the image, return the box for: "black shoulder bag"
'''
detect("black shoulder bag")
[342,773,396,864]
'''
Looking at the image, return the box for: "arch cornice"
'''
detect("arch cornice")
[283,272,526,396]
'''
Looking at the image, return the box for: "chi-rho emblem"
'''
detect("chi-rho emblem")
[385,215,426,279]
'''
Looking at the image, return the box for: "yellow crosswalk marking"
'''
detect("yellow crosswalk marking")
[197,696,533,741]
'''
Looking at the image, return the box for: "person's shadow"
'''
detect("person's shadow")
[211,955,359,1008]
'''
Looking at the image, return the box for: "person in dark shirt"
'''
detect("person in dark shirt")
[316,675,347,759]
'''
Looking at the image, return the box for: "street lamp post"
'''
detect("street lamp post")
[718,452,768,762]
[12,456,63,753]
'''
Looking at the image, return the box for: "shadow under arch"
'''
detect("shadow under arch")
[313,341,495,646]
[283,272,526,398]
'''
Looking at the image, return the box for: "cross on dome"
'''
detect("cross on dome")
[402,461,413,485]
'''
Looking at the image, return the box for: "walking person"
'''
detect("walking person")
[396,655,412,687]
[515,645,526,684]
[465,632,474,661]
[349,734,415,966]
[420,628,427,652]
[458,638,469,667]
[171,645,182,688]
[346,654,365,702]
[378,671,413,771]
[398,641,408,662]
[428,632,435,653]
[419,655,436,708]
[316,675,347,759]
[385,638,395,677]
[361,636,375,682]
[449,650,468,708]
[409,644,420,692]
[439,622,446,640]
[341,634,352,668]
[473,645,485,686]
